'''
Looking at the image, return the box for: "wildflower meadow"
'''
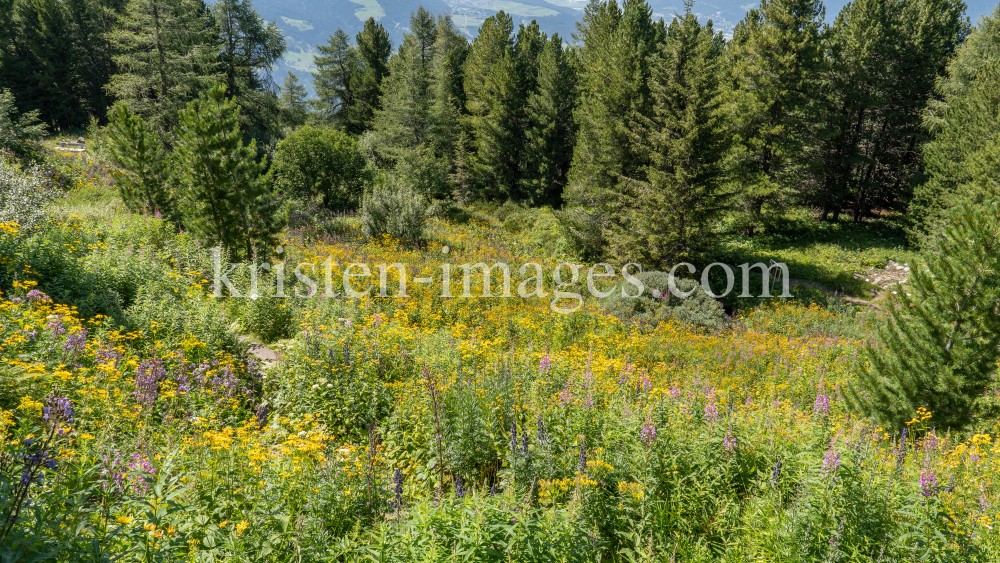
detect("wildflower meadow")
[0,153,996,563]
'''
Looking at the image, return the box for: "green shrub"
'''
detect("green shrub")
[240,295,295,343]
[393,144,451,199]
[0,89,46,160]
[0,158,60,230]
[269,125,370,210]
[600,270,727,330]
[361,175,426,243]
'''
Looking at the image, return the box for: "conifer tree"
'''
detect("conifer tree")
[372,10,467,198]
[807,0,966,222]
[173,84,283,259]
[610,4,729,266]
[563,0,660,250]
[721,0,825,234]
[521,34,577,206]
[847,202,1000,431]
[104,102,173,218]
[461,11,528,199]
[910,5,1000,245]
[349,17,392,133]
[279,71,309,129]
[107,0,220,134]
[212,0,285,139]
[314,18,390,134]
[371,8,437,155]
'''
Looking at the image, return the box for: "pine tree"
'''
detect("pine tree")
[104,102,172,217]
[910,5,999,246]
[428,14,469,161]
[212,0,285,139]
[847,202,1000,432]
[173,84,283,259]
[721,0,825,234]
[563,0,660,249]
[521,33,576,206]
[313,18,391,134]
[371,8,437,156]
[0,88,46,159]
[611,4,729,266]
[107,0,220,134]
[279,71,309,129]
[807,0,966,222]
[349,17,392,133]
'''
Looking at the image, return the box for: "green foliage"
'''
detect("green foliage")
[600,270,727,331]
[361,174,426,243]
[107,0,221,134]
[565,0,659,219]
[911,5,1000,246]
[211,0,286,142]
[104,103,172,218]
[268,125,369,210]
[461,12,527,200]
[722,0,825,234]
[173,84,284,260]
[0,159,60,230]
[278,71,309,129]
[240,295,294,344]
[313,18,392,134]
[807,0,967,223]
[0,89,46,160]
[371,10,466,177]
[0,0,118,128]
[847,202,1000,431]
[521,34,577,207]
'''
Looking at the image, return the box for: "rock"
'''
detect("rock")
[76,136,85,144]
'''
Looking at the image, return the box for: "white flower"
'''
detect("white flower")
[298,431,306,437]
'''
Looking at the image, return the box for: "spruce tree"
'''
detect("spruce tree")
[173,84,283,259]
[313,29,358,127]
[612,4,729,266]
[107,0,220,134]
[372,10,467,198]
[721,0,824,234]
[562,0,659,251]
[461,11,528,199]
[847,202,1000,432]
[521,33,577,207]
[104,102,173,218]
[279,71,309,129]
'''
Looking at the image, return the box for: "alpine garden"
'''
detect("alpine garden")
[2,0,1000,562]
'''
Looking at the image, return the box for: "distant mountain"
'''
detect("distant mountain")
[261,0,997,96]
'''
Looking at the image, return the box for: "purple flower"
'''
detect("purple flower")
[11,297,21,304]
[822,444,840,475]
[538,354,552,375]
[704,402,719,423]
[47,319,67,336]
[640,420,657,446]
[43,395,74,424]
[813,393,830,416]
[63,328,87,354]
[134,358,167,407]
[618,364,634,386]
[26,289,48,303]
[558,383,573,407]
[723,432,736,452]
[770,458,782,485]
[920,470,937,497]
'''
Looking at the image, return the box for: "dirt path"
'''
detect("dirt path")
[238,335,280,368]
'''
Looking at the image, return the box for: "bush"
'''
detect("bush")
[240,295,295,343]
[361,175,426,243]
[0,158,60,230]
[600,270,727,330]
[0,89,45,160]
[269,125,369,210]
[393,144,451,199]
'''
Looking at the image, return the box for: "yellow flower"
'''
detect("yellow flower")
[144,523,156,531]
[116,516,134,525]
[219,521,228,528]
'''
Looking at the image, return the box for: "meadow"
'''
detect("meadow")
[0,151,997,562]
